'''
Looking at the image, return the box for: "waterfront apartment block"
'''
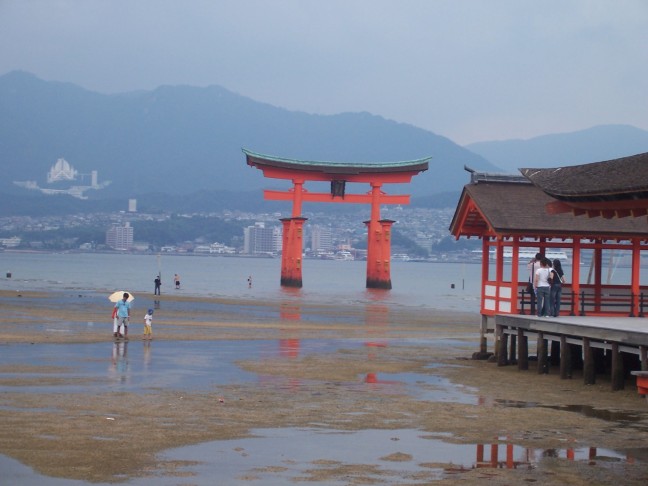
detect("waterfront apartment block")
[106,222,133,250]
[243,222,282,255]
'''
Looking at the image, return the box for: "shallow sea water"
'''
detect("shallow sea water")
[2,253,648,483]
[1,426,641,486]
[0,339,475,399]
[0,336,482,485]
[2,336,647,485]
[0,252,483,312]
[155,427,643,485]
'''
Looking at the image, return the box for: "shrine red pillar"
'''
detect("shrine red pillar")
[572,238,581,314]
[280,217,307,287]
[366,182,380,288]
[594,243,602,312]
[631,238,641,317]
[378,219,394,288]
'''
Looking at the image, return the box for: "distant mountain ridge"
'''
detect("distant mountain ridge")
[0,71,498,200]
[466,124,648,173]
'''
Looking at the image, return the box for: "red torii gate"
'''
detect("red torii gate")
[244,149,429,289]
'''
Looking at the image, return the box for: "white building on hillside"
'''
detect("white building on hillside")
[47,158,78,183]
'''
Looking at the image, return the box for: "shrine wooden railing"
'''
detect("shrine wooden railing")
[518,284,648,317]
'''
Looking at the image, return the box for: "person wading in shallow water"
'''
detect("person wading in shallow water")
[174,273,180,289]
[154,275,161,295]
[114,293,131,338]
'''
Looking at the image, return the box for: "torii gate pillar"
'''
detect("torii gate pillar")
[280,216,307,287]
[364,182,394,289]
[365,219,394,289]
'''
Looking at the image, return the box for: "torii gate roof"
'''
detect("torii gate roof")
[243,149,429,182]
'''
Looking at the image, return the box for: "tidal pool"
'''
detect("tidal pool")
[2,339,647,484]
[2,427,644,485]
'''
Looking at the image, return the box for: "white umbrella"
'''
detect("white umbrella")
[108,291,135,303]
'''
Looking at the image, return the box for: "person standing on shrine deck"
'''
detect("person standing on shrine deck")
[534,258,552,318]
[527,252,542,314]
[550,259,566,317]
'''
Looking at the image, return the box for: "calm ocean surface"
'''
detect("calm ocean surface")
[2,252,640,313]
[0,252,482,312]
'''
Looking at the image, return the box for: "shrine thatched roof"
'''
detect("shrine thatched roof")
[520,152,648,202]
[450,177,648,239]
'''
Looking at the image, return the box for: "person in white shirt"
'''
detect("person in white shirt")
[527,253,542,314]
[143,309,153,339]
[534,258,552,317]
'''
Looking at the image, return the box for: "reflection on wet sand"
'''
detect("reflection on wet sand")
[472,441,640,470]
[109,341,129,384]
[154,428,648,483]
[364,301,390,385]
[143,340,151,369]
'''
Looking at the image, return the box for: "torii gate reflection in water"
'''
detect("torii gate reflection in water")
[244,149,429,289]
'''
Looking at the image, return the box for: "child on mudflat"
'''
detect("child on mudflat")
[143,309,153,340]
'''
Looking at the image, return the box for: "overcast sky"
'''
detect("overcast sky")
[1,0,647,144]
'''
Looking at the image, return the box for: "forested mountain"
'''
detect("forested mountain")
[0,71,497,202]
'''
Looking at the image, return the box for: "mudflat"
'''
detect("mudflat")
[1,289,648,484]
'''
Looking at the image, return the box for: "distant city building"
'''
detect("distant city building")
[128,199,137,212]
[193,242,236,254]
[414,234,434,252]
[243,222,282,254]
[210,242,236,254]
[106,222,133,250]
[0,236,21,248]
[311,225,333,252]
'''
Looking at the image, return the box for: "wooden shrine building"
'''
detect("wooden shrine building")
[450,152,648,360]
[244,149,429,289]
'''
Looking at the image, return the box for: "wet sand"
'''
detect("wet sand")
[1,289,648,484]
